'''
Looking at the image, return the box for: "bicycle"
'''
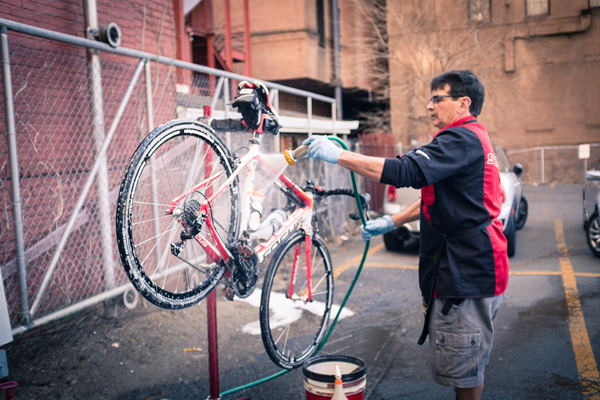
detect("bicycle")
[115,81,369,369]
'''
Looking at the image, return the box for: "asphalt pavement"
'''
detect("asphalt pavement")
[6,184,600,400]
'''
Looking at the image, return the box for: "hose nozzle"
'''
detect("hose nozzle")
[283,144,308,165]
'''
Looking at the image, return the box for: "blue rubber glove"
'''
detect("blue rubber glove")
[360,215,395,242]
[302,136,343,164]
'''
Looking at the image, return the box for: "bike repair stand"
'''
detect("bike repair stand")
[206,290,220,400]
[205,290,250,400]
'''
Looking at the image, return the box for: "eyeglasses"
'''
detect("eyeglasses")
[428,95,453,104]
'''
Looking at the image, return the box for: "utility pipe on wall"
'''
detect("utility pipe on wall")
[331,0,342,120]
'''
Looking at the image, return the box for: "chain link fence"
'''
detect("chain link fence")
[507,144,600,185]
[1,21,356,334]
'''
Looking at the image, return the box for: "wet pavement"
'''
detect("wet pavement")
[6,184,600,399]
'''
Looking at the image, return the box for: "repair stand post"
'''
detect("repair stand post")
[207,290,220,399]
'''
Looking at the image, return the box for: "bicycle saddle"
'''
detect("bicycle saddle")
[232,81,281,135]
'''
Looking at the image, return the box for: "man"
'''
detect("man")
[303,70,508,400]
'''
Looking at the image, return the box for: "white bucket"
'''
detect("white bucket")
[303,355,367,400]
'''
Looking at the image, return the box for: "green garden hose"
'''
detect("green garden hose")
[220,136,370,398]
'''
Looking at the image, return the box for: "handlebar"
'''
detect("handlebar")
[210,118,248,132]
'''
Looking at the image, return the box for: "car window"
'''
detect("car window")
[494,145,511,173]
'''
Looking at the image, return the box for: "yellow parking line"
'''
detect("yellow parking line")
[509,271,561,276]
[577,272,600,278]
[360,266,600,278]
[555,219,600,399]
[365,263,418,270]
[333,242,385,279]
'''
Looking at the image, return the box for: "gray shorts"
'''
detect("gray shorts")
[428,295,503,388]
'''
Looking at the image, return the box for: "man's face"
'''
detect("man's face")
[426,84,462,129]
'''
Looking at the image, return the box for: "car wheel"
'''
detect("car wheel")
[515,196,528,230]
[586,213,600,258]
[505,212,516,258]
[383,229,405,252]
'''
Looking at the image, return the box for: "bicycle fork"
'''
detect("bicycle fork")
[287,231,313,303]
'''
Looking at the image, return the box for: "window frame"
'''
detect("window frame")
[526,0,550,17]
[316,0,326,48]
[468,0,491,23]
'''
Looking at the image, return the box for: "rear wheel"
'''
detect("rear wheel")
[260,232,334,369]
[586,213,600,258]
[116,120,239,310]
[505,211,516,258]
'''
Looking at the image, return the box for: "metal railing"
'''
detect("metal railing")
[507,144,600,185]
[0,18,357,335]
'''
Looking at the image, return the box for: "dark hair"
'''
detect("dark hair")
[430,70,485,117]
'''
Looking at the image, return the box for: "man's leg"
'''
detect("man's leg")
[428,296,503,393]
[455,382,484,400]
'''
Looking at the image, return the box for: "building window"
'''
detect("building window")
[527,0,549,16]
[316,0,325,48]
[469,0,491,22]
[591,0,600,7]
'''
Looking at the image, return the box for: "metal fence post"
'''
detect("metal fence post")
[29,60,145,317]
[87,44,116,292]
[0,25,31,325]
[541,147,545,184]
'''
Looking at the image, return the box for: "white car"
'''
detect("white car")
[495,144,527,257]
[382,144,527,257]
[583,158,600,257]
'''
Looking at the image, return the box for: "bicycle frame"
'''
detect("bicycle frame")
[166,128,316,300]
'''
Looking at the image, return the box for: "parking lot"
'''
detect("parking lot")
[7,184,600,399]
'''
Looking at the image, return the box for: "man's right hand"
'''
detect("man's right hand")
[303,136,343,164]
[360,215,395,242]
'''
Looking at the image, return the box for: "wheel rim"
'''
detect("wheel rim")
[264,234,333,368]
[121,124,238,307]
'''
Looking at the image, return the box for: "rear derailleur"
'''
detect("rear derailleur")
[223,243,259,300]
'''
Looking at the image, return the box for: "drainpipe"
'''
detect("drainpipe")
[504,12,591,72]
[83,0,115,291]
[331,0,342,120]
[243,0,252,76]
[224,0,233,72]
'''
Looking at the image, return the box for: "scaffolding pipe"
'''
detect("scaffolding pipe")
[83,0,116,291]
[0,26,30,325]
[29,60,145,317]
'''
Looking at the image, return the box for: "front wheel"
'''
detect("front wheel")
[260,231,334,369]
[116,120,240,310]
[586,213,600,258]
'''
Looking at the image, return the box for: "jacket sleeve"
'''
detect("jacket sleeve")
[380,155,428,189]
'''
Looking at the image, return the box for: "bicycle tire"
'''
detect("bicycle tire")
[116,119,239,310]
[259,231,333,369]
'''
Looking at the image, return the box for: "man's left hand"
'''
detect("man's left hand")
[302,136,343,164]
